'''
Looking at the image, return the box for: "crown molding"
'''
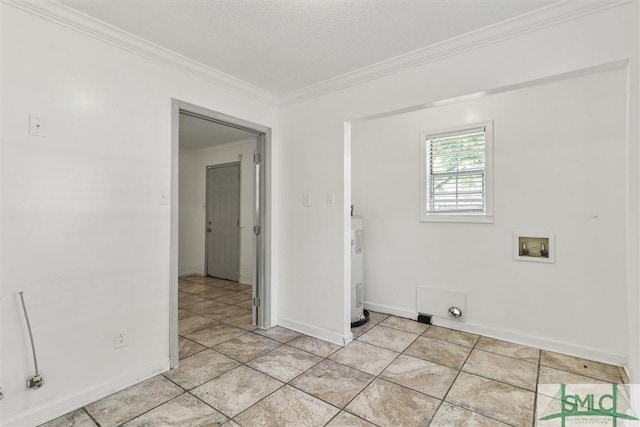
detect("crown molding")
[278,0,632,107]
[3,0,631,109]
[3,0,279,106]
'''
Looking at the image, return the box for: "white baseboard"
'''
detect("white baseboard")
[277,316,351,346]
[3,359,170,427]
[239,275,252,285]
[364,301,627,368]
[364,301,418,320]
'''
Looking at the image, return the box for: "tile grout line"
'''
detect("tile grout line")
[456,340,540,392]
[326,352,389,379]
[459,371,532,423]
[176,343,250,375]
[447,347,540,424]
[235,345,330,422]
[209,339,284,366]
[353,326,422,353]
[227,381,289,425]
[179,326,291,424]
[80,374,190,427]
[172,307,587,427]
[427,334,480,426]
[180,310,380,424]
[351,323,476,370]
[431,338,530,427]
[408,323,577,389]
[238,317,396,426]
[338,320,490,424]
[249,341,323,368]
[454,369,539,393]
[236,311,609,423]
[428,333,543,426]
[178,318,222,336]
[82,407,101,427]
[472,341,541,364]
[321,398,382,427]
[532,349,542,427]
[175,336,330,422]
[160,373,189,391]
[177,336,207,353]
[465,337,621,388]
[331,324,420,425]
[111,389,187,427]
[376,319,430,336]
[175,283,279,425]
[186,390,235,425]
[62,298,621,427]
[274,348,326,384]
[183,325,251,348]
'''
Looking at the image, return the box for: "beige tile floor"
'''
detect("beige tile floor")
[41,275,628,427]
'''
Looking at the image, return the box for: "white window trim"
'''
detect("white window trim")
[420,120,494,224]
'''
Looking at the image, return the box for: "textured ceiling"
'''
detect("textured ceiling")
[179,113,256,151]
[59,0,557,96]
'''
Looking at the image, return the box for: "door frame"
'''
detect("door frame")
[204,161,241,281]
[170,99,272,368]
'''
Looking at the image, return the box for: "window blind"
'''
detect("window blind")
[426,128,486,213]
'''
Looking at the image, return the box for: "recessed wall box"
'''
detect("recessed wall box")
[513,232,555,263]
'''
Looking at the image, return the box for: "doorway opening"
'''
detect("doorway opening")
[170,100,272,367]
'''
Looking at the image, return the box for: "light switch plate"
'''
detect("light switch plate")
[158,190,169,205]
[327,193,335,207]
[29,114,46,137]
[303,193,311,207]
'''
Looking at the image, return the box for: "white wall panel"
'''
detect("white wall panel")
[353,69,627,363]
[0,5,276,425]
[277,2,639,375]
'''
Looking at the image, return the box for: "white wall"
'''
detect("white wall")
[630,0,640,401]
[352,68,627,362]
[179,139,256,284]
[277,1,639,369]
[2,1,639,424]
[0,4,276,425]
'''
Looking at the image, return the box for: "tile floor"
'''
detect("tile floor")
[41,275,628,427]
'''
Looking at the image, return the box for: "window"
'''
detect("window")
[421,122,493,223]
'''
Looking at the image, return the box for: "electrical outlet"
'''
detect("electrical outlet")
[115,330,127,349]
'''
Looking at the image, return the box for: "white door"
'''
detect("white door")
[206,163,240,281]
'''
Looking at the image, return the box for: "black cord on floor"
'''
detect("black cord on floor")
[350,309,370,328]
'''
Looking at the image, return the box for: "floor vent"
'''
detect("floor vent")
[417,314,432,325]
